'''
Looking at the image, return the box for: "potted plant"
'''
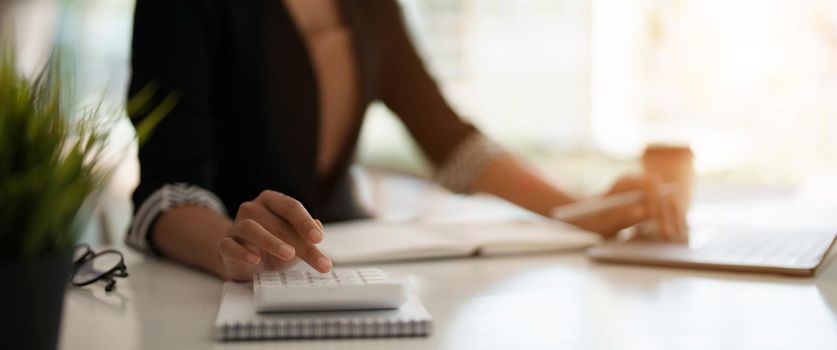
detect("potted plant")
[0,38,116,349]
[0,34,174,347]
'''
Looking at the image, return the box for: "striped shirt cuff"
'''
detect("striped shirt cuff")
[126,183,227,255]
[434,133,507,194]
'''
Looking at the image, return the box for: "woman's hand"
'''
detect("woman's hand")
[565,174,687,240]
[215,190,331,281]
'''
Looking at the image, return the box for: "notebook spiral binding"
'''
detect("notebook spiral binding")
[219,317,431,340]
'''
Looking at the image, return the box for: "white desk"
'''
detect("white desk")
[60,242,837,350]
[60,178,837,350]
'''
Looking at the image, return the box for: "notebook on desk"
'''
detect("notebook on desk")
[214,282,432,340]
[588,228,837,276]
[318,219,602,264]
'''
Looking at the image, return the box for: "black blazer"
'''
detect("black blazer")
[129,0,476,222]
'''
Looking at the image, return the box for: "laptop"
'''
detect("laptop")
[587,228,837,276]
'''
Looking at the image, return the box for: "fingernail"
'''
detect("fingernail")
[315,219,323,230]
[278,244,295,259]
[246,253,260,264]
[316,256,332,272]
[309,228,323,241]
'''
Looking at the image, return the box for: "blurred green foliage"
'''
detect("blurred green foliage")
[0,44,176,260]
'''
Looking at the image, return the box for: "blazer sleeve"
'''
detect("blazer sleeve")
[378,1,506,192]
[127,0,226,254]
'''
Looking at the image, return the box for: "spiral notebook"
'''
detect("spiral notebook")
[214,282,433,340]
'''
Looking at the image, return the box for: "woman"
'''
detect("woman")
[127,0,682,281]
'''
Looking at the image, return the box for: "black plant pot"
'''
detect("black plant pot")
[0,250,73,350]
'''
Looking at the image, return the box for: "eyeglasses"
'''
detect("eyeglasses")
[71,244,128,292]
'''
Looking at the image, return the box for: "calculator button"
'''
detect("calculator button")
[284,271,306,279]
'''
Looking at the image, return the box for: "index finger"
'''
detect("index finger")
[243,201,332,273]
[256,190,323,243]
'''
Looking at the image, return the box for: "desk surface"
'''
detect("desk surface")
[60,244,837,350]
[60,177,837,350]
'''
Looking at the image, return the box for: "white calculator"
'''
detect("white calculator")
[253,268,407,313]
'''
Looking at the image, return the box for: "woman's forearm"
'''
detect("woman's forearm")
[151,206,233,277]
[469,154,578,217]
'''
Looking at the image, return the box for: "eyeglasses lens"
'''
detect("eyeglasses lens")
[71,251,123,285]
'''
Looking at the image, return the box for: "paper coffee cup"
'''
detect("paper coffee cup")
[641,144,695,213]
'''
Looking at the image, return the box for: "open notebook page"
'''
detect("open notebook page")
[319,221,475,264]
[427,220,602,256]
[319,220,601,264]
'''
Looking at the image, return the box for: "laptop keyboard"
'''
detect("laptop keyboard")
[693,232,835,267]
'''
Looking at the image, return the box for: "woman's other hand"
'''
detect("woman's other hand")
[564,174,687,240]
